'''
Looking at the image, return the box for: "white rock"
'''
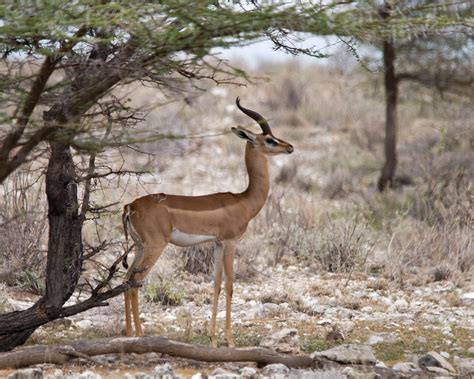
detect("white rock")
[208,367,241,379]
[415,336,427,344]
[418,351,456,373]
[440,351,450,359]
[309,305,326,315]
[293,369,326,378]
[425,367,451,375]
[133,373,152,379]
[375,360,388,368]
[163,314,176,322]
[210,368,228,376]
[393,298,409,311]
[278,303,290,314]
[454,357,474,376]
[380,297,392,307]
[44,369,64,379]
[367,332,399,345]
[324,308,337,316]
[317,319,332,326]
[259,328,300,354]
[460,292,474,306]
[261,303,280,317]
[77,371,102,379]
[261,363,289,376]
[311,344,376,365]
[442,326,453,336]
[76,320,92,329]
[367,335,384,345]
[191,374,203,379]
[369,292,380,300]
[392,362,419,372]
[339,321,355,334]
[240,367,257,378]
[153,362,174,378]
[7,368,43,379]
[341,367,354,378]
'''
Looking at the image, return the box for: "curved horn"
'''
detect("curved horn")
[236,97,272,135]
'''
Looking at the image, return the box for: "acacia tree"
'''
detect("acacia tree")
[358,1,473,191]
[0,0,469,353]
[0,1,339,351]
[280,0,472,191]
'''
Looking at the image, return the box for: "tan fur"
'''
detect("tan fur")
[122,101,293,347]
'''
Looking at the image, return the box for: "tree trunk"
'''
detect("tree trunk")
[0,47,134,351]
[0,137,83,351]
[377,33,399,191]
[43,140,83,309]
[0,100,85,350]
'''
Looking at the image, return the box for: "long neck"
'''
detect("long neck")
[240,142,270,219]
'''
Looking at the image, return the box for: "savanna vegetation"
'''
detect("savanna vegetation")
[0,0,472,376]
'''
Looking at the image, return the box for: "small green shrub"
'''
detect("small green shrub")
[18,270,45,295]
[144,279,184,306]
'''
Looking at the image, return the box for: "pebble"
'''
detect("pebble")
[44,369,64,379]
[328,297,338,307]
[419,351,456,373]
[460,292,474,306]
[454,356,474,376]
[75,320,92,329]
[259,328,300,354]
[209,367,241,379]
[380,297,392,307]
[240,367,257,378]
[4,264,472,377]
[440,351,450,359]
[132,373,151,379]
[77,371,102,379]
[261,364,290,376]
[7,368,43,379]
[393,298,409,311]
[392,362,419,372]
[367,335,384,345]
[317,318,332,326]
[153,363,175,378]
[311,344,377,365]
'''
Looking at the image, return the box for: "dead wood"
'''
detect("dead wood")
[0,337,443,377]
[0,336,313,370]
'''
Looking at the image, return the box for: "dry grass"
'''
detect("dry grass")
[181,242,216,276]
[0,62,472,297]
[0,170,46,293]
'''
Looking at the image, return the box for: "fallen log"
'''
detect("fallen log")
[0,336,313,369]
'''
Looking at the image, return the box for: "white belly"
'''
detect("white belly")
[170,229,217,247]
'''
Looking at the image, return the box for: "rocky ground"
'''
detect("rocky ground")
[2,263,473,378]
[1,64,473,378]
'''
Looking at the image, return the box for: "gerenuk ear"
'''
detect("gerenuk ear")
[231,126,257,144]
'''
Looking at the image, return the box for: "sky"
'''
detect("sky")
[213,34,365,71]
